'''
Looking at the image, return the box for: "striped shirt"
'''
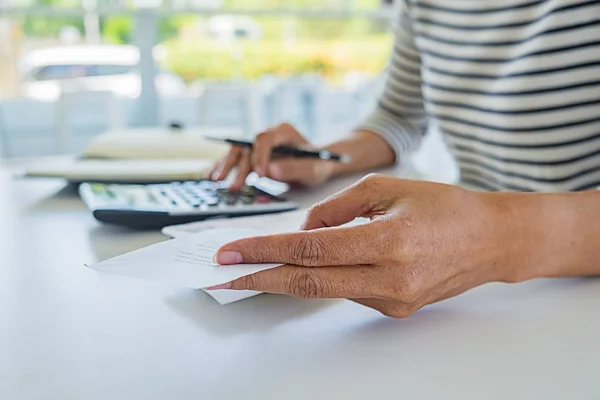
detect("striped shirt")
[357,0,600,192]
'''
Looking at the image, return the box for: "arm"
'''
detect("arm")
[329,0,429,177]
[500,190,600,281]
[209,2,428,187]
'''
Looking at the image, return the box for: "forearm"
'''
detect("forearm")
[322,130,396,178]
[497,191,600,282]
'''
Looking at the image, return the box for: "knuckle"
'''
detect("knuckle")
[230,146,243,155]
[380,305,416,319]
[397,267,423,303]
[287,271,325,299]
[278,123,303,139]
[267,164,285,181]
[255,132,271,143]
[238,273,259,290]
[359,173,384,188]
[305,203,325,221]
[291,234,325,266]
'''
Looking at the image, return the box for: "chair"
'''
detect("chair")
[0,101,10,158]
[270,76,323,141]
[196,82,268,139]
[0,98,57,158]
[55,90,123,154]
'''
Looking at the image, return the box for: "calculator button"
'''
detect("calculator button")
[204,197,219,206]
[224,195,238,205]
[240,195,254,205]
[241,186,257,196]
[256,195,272,204]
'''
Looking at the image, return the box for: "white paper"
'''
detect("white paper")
[87,229,283,304]
[162,209,309,238]
[162,209,370,238]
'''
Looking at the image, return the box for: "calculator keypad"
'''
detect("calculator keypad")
[149,181,279,210]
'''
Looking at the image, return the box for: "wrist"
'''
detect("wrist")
[322,131,396,178]
[487,191,600,283]
[475,192,552,284]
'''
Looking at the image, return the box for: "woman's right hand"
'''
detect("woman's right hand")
[208,123,335,191]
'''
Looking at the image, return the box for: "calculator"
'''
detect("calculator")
[79,180,298,230]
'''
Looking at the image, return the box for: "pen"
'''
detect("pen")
[206,137,352,163]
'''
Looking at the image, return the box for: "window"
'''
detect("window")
[0,0,394,157]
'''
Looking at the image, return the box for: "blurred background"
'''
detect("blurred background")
[0,0,456,180]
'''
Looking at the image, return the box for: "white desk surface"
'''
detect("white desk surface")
[1,160,600,400]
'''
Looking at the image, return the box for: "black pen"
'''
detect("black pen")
[206,137,352,163]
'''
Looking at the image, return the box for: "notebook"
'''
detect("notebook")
[82,127,234,159]
[23,158,215,183]
[22,127,236,183]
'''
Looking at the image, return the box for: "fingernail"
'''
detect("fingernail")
[214,251,243,265]
[255,166,263,176]
[204,282,232,291]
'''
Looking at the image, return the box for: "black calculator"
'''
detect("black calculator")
[79,180,298,230]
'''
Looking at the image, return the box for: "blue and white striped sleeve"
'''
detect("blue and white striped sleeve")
[354,2,429,161]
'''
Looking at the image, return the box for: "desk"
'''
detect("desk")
[1,161,599,400]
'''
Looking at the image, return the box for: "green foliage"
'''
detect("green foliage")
[102,16,132,44]
[21,16,83,37]
[17,0,392,82]
[222,0,381,10]
[161,36,391,83]
[102,16,198,44]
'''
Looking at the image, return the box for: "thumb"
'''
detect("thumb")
[266,159,320,184]
[302,174,394,230]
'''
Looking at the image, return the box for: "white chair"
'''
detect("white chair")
[55,90,123,154]
[0,98,57,158]
[0,102,10,158]
[196,82,268,139]
[270,76,323,141]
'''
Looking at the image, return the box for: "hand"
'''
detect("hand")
[209,174,518,318]
[208,123,335,191]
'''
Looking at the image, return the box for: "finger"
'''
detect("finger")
[230,148,252,191]
[253,126,306,177]
[210,265,381,299]
[207,159,224,181]
[215,224,381,267]
[301,174,393,230]
[252,131,274,177]
[266,159,319,184]
[215,146,243,181]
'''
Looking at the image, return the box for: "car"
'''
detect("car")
[20,44,187,101]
